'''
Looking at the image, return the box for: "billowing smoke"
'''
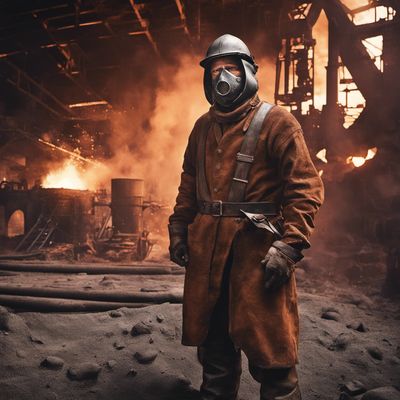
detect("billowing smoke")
[107,54,209,204]
[46,52,277,209]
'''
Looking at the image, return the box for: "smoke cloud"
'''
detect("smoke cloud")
[46,52,277,209]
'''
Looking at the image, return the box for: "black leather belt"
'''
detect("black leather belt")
[198,201,279,217]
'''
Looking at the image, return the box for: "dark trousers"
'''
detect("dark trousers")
[197,252,300,400]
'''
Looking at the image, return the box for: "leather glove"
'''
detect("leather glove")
[261,240,304,291]
[168,224,189,267]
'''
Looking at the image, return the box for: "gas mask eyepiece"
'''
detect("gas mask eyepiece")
[212,68,244,108]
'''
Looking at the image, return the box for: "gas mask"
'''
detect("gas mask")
[201,34,260,110]
[211,67,244,108]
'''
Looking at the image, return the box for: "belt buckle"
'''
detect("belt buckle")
[212,200,223,217]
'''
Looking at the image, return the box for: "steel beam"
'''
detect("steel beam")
[321,0,384,107]
[354,18,399,38]
[174,0,192,41]
[35,14,111,107]
[129,0,160,56]
[0,60,74,119]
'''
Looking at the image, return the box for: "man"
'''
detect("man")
[168,34,324,400]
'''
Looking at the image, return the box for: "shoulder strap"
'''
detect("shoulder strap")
[196,118,212,202]
[228,102,274,202]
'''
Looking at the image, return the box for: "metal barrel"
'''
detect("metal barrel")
[111,179,144,234]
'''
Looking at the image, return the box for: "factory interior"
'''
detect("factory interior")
[0,1,399,399]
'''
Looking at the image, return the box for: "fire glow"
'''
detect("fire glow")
[316,148,328,163]
[346,147,378,167]
[42,160,87,190]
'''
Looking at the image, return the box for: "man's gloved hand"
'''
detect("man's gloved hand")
[261,240,304,291]
[168,224,189,267]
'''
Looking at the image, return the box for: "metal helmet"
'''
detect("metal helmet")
[200,34,259,109]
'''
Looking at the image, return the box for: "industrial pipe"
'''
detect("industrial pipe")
[0,252,44,260]
[0,285,183,303]
[0,294,150,312]
[0,262,185,275]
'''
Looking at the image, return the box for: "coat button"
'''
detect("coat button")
[213,187,219,193]
[216,148,222,154]
[215,163,221,170]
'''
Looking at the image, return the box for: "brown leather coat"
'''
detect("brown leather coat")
[169,95,324,368]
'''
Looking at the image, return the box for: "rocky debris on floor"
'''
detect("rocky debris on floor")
[40,356,65,370]
[342,294,374,310]
[99,276,117,288]
[67,362,102,381]
[113,341,125,350]
[321,309,341,321]
[131,321,153,336]
[328,332,355,351]
[389,356,400,365]
[105,360,117,370]
[109,310,122,318]
[0,305,10,331]
[0,291,398,400]
[366,346,384,361]
[361,386,400,400]
[160,326,177,340]
[340,380,367,396]
[29,334,44,344]
[126,367,138,377]
[156,313,165,323]
[347,322,368,332]
[134,348,158,364]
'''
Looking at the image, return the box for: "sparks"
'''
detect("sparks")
[316,148,328,163]
[346,147,378,168]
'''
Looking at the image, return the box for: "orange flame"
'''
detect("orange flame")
[42,160,87,190]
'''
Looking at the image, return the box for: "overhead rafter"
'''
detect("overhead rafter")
[355,18,399,38]
[174,0,192,42]
[0,60,75,119]
[128,0,160,56]
[33,12,111,108]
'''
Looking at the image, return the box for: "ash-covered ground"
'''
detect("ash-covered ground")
[0,243,399,400]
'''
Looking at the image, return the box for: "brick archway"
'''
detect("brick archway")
[7,209,25,237]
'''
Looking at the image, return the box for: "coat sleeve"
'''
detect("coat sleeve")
[168,121,199,227]
[273,124,324,250]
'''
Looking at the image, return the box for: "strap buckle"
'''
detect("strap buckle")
[211,200,223,217]
[236,152,254,163]
[232,177,249,184]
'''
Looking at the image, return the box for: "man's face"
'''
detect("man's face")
[210,56,243,80]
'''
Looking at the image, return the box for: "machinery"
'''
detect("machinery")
[275,0,400,158]
[275,0,400,294]
[0,178,160,261]
[95,178,157,261]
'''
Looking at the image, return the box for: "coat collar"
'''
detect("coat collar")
[209,94,260,126]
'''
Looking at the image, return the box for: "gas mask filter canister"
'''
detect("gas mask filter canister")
[212,67,244,108]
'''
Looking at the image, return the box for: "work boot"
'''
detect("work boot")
[249,364,301,400]
[198,341,242,400]
[260,384,301,400]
